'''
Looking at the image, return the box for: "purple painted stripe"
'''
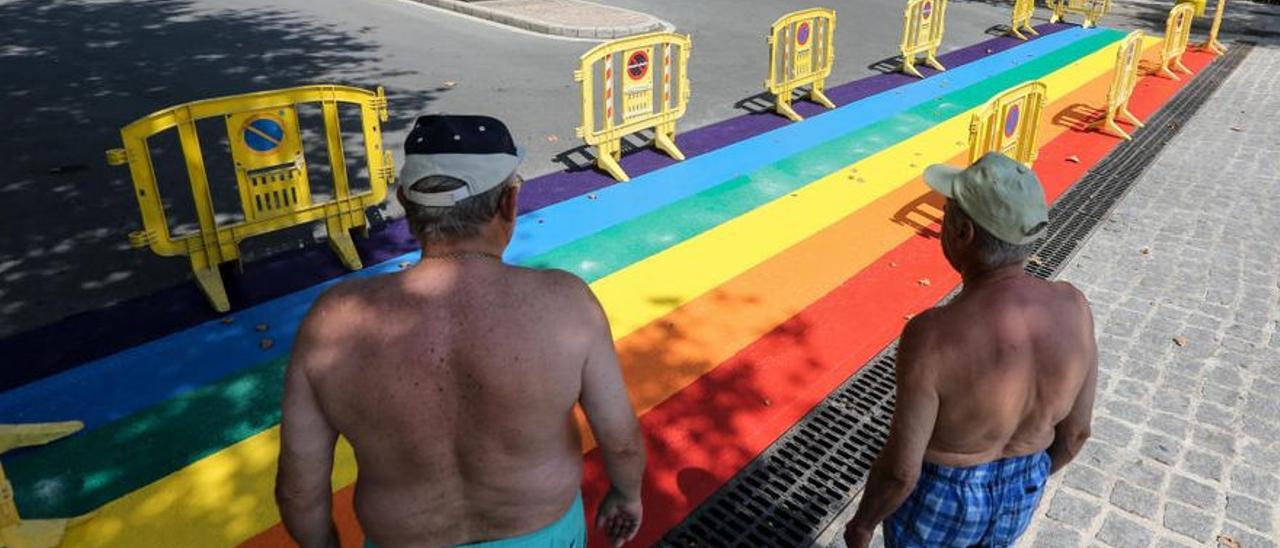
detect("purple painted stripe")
[0,24,1071,392]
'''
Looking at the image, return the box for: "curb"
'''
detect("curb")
[408,0,669,39]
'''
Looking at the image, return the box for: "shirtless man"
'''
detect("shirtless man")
[843,153,1098,547]
[275,115,645,548]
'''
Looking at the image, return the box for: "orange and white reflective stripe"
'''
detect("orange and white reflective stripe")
[604,54,614,122]
[662,44,672,105]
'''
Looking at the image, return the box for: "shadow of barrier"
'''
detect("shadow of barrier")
[106,85,394,312]
[1093,30,1147,140]
[574,31,692,182]
[1,422,87,548]
[1198,0,1228,54]
[969,80,1048,166]
[1161,3,1197,80]
[1049,0,1111,28]
[899,0,948,79]
[765,7,837,122]
[1009,0,1039,40]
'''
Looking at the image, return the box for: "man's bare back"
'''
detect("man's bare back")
[908,274,1097,469]
[295,261,606,545]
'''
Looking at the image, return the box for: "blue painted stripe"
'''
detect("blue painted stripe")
[0,27,1101,432]
[505,27,1096,263]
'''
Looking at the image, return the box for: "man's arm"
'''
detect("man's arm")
[576,284,645,546]
[844,318,940,548]
[275,294,344,548]
[1048,289,1099,474]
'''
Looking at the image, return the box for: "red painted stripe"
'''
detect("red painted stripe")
[577,48,1216,546]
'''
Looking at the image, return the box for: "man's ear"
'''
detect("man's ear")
[957,217,976,245]
[498,184,519,223]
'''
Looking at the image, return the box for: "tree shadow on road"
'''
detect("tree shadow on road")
[0,0,440,338]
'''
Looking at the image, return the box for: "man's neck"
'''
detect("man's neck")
[960,263,1026,289]
[420,236,506,261]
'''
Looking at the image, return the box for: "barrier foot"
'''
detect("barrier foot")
[925,55,946,73]
[2,517,79,548]
[1025,25,1040,36]
[1175,58,1192,75]
[0,422,83,453]
[1049,14,1062,24]
[902,59,925,79]
[653,127,686,162]
[1011,27,1028,41]
[1093,115,1133,140]
[594,144,629,182]
[809,88,836,110]
[191,265,230,312]
[775,100,803,122]
[1159,62,1181,81]
[1121,107,1145,128]
[327,228,364,271]
[1201,39,1227,55]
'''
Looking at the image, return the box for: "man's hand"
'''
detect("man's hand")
[843,524,873,548]
[595,487,642,547]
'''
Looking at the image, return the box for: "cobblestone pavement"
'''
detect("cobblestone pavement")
[1019,45,1280,548]
[820,45,1280,548]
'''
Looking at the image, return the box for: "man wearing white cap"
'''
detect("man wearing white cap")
[843,153,1098,547]
[276,115,646,548]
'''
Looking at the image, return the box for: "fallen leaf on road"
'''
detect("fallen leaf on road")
[255,323,269,332]
[442,81,457,88]
[220,317,235,325]
[1028,255,1043,266]
[399,261,412,269]
[587,193,598,200]
[545,134,559,142]
[903,314,914,321]
[763,398,772,407]
[918,278,932,287]
[1140,247,1151,255]
[1229,127,1241,132]
[1173,336,1188,347]
[889,261,899,268]
[1216,534,1240,548]
[1066,155,1081,163]
[260,338,274,350]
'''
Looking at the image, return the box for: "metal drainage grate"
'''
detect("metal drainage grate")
[660,41,1254,548]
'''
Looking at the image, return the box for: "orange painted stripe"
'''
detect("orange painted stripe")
[243,43,1200,547]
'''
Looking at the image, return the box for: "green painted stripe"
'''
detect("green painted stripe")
[10,358,287,517]
[526,30,1124,279]
[8,29,1123,519]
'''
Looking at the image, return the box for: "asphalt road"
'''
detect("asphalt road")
[0,0,1270,337]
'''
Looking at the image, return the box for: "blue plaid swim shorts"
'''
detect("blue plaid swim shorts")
[885,451,1051,547]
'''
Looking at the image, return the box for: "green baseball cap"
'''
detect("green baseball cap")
[923,152,1049,245]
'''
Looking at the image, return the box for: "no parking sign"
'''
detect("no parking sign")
[622,46,655,120]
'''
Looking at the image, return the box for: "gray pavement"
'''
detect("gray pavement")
[0,0,1274,336]
[1018,43,1280,548]
[819,43,1280,548]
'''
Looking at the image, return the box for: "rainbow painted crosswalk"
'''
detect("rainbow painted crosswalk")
[0,24,1216,547]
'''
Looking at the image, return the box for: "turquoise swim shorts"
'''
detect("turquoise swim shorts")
[365,492,585,548]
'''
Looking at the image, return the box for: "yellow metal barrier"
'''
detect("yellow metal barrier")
[765,7,838,122]
[1198,0,1228,54]
[1049,0,1111,28]
[575,31,692,182]
[107,85,394,312]
[900,0,948,79]
[1093,31,1146,140]
[1009,0,1039,41]
[969,81,1048,166]
[1180,0,1208,17]
[1,421,89,548]
[1160,3,1196,80]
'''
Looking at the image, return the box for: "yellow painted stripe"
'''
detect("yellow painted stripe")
[62,39,1132,548]
[591,39,1128,339]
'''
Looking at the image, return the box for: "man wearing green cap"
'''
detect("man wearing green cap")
[843,152,1098,547]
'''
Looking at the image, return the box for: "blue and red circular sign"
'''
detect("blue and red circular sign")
[922,1,933,19]
[242,116,285,153]
[1004,105,1021,138]
[626,51,649,81]
[797,21,811,46]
